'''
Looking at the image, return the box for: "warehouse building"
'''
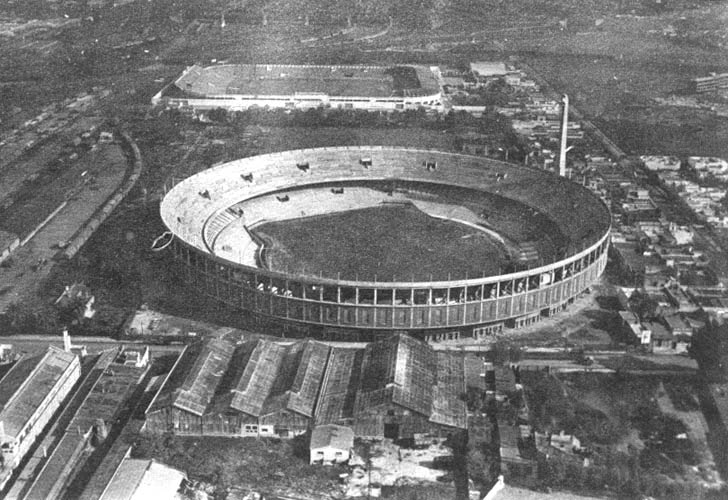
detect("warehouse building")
[0,347,80,490]
[145,335,466,440]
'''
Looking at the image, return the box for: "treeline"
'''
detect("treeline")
[534,450,724,500]
[190,106,525,160]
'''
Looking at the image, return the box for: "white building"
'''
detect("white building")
[0,347,80,489]
[641,156,681,171]
[98,450,187,500]
[118,346,150,368]
[688,157,728,175]
[310,424,354,465]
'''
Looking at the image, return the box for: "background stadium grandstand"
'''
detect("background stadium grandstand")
[152,64,443,112]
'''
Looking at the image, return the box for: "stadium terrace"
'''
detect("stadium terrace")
[160,146,611,342]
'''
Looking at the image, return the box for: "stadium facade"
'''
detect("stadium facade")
[151,64,443,112]
[160,147,611,342]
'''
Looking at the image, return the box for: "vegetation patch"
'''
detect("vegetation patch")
[131,433,343,499]
[520,371,716,498]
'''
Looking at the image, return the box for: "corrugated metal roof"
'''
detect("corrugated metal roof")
[355,334,435,418]
[0,347,77,439]
[430,352,467,429]
[315,347,363,425]
[99,458,186,500]
[150,335,466,432]
[148,338,235,417]
[262,340,330,418]
[228,339,287,416]
[99,458,149,500]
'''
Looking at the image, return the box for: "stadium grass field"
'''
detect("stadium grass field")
[252,204,510,282]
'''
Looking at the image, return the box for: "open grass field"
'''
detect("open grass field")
[253,204,509,281]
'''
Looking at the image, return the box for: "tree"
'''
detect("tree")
[720,194,728,211]
[628,290,660,322]
[689,321,728,381]
[208,107,228,123]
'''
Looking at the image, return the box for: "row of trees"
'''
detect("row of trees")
[203,104,508,131]
[186,106,526,161]
[536,451,714,499]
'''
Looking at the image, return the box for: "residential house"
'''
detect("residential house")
[54,283,95,323]
[549,431,581,454]
[663,314,694,338]
[687,287,728,317]
[643,321,689,354]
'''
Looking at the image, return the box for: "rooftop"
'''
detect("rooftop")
[645,321,672,340]
[310,424,354,450]
[314,347,363,425]
[99,457,186,500]
[355,334,436,417]
[150,335,467,431]
[0,347,77,440]
[224,339,288,417]
[262,340,330,418]
[663,314,692,333]
[148,338,235,416]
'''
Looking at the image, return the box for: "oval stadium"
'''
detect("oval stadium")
[160,146,611,342]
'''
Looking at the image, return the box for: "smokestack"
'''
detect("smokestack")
[559,94,569,177]
[63,328,71,352]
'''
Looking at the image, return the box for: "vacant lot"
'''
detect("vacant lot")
[130,433,342,499]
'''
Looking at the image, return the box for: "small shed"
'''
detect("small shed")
[310,425,354,465]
